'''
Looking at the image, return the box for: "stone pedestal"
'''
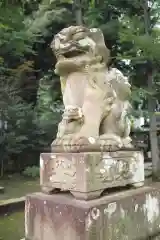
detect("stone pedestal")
[40,150,144,200]
[25,184,160,240]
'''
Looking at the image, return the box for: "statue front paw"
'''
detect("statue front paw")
[51,134,73,148]
[69,135,91,149]
[98,134,123,151]
[51,134,97,152]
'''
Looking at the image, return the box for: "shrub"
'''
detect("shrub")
[23,166,39,178]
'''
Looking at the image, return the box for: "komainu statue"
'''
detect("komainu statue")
[51,26,132,152]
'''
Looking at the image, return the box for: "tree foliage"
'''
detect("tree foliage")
[84,0,160,114]
[0,2,59,175]
[0,0,160,175]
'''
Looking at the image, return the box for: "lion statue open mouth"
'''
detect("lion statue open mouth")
[50,26,133,152]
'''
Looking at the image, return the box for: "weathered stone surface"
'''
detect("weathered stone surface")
[25,183,160,240]
[50,26,133,152]
[40,150,144,200]
[24,25,147,240]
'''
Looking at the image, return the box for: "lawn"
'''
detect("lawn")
[0,174,40,240]
[0,174,40,202]
[0,211,24,240]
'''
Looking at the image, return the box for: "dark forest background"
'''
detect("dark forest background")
[0,0,159,176]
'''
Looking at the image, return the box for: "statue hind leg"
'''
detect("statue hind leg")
[99,107,132,150]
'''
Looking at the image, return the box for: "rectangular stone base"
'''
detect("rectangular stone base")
[25,185,160,240]
[40,150,144,200]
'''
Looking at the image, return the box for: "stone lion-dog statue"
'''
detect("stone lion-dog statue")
[51,26,132,152]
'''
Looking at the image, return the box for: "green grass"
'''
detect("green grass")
[0,211,24,240]
[0,174,40,202]
[0,174,40,239]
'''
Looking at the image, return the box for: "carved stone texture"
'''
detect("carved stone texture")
[40,150,144,200]
[25,184,160,240]
[50,26,133,153]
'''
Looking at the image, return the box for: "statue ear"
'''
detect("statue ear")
[89,28,110,65]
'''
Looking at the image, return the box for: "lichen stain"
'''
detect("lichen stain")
[86,208,100,231]
[86,214,92,231]
[143,194,159,223]
[25,200,30,237]
[120,208,125,218]
[130,151,144,183]
[134,204,138,212]
[104,202,117,218]
[40,156,44,169]
[91,208,100,220]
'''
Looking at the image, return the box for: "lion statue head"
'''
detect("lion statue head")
[51,26,110,76]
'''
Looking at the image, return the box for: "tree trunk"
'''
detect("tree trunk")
[74,0,83,25]
[142,0,160,179]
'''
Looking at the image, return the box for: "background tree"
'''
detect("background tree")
[0,1,61,175]
[0,0,160,176]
